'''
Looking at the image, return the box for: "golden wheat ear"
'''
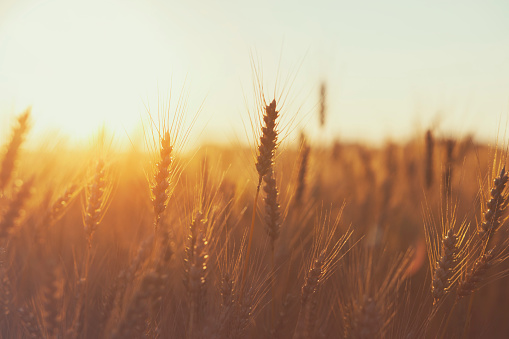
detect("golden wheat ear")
[0,108,30,192]
[241,99,280,300]
[0,178,33,240]
[151,131,173,232]
[294,210,352,339]
[478,166,508,240]
[431,229,458,303]
[255,99,279,186]
[184,213,209,337]
[83,159,112,248]
[456,248,495,299]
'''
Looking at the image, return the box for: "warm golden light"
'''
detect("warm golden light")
[0,0,188,144]
[2,1,508,146]
[1,2,509,338]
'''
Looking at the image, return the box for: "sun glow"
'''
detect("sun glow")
[0,0,186,145]
[1,0,509,148]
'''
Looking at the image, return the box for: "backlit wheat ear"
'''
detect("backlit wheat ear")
[184,212,203,287]
[83,159,110,247]
[188,231,208,338]
[220,273,233,308]
[0,178,33,240]
[231,287,256,338]
[48,184,78,225]
[241,99,280,300]
[295,211,352,339]
[457,249,495,298]
[217,273,235,337]
[0,108,30,192]
[255,99,279,186]
[36,184,79,246]
[151,131,173,232]
[431,229,458,303]
[294,251,325,339]
[478,166,508,240]
[183,212,209,337]
[424,194,471,308]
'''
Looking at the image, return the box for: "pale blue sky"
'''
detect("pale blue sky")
[1,0,509,148]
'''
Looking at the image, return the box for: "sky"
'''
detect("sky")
[0,0,509,149]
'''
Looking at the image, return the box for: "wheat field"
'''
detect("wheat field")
[1,86,509,339]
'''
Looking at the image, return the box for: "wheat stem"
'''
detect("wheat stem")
[240,183,260,301]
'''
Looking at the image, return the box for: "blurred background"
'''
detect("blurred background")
[0,0,509,148]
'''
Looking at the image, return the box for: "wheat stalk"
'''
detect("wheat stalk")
[319,82,326,128]
[0,109,30,192]
[241,99,279,300]
[42,260,63,339]
[294,136,310,206]
[443,138,455,199]
[425,130,434,189]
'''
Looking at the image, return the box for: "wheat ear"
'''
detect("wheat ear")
[151,131,173,232]
[457,249,495,298]
[0,178,33,240]
[83,159,108,248]
[0,109,30,192]
[432,229,458,303]
[188,231,208,338]
[184,213,208,337]
[478,166,508,240]
[293,251,325,339]
[241,99,279,300]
